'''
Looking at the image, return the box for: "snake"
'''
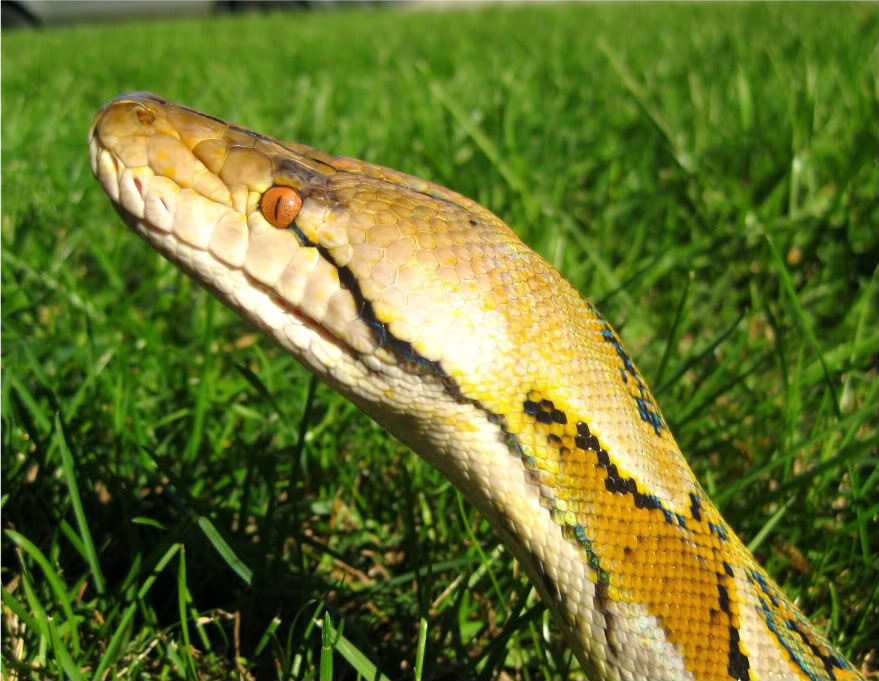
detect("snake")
[88,92,861,681]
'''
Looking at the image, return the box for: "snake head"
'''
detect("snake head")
[87,92,545,422]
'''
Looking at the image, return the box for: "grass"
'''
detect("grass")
[1,3,877,679]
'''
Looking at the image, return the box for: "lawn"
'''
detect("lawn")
[2,3,877,679]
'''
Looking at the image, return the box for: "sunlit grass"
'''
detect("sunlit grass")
[2,3,876,679]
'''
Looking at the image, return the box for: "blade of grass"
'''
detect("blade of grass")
[655,310,747,396]
[6,530,80,655]
[655,270,693,386]
[177,546,198,681]
[762,227,841,419]
[54,413,105,596]
[415,616,428,681]
[456,492,508,617]
[746,496,796,553]
[320,611,334,681]
[46,614,84,681]
[196,515,253,585]
[424,69,539,223]
[317,614,391,681]
[1,586,43,639]
[92,543,182,680]
[184,297,216,463]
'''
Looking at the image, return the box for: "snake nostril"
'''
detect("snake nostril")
[135,109,156,126]
[260,185,303,228]
[133,177,143,196]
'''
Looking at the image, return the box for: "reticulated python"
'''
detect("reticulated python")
[88,92,861,681]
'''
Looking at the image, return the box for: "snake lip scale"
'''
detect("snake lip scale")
[88,92,861,681]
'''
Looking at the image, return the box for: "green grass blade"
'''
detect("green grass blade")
[5,530,80,655]
[762,228,841,419]
[177,546,198,680]
[196,515,253,585]
[319,613,390,681]
[320,611,334,681]
[92,542,183,679]
[1,585,43,638]
[54,413,106,596]
[184,298,216,463]
[415,616,428,681]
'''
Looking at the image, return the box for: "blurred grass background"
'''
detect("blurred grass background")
[2,3,877,679]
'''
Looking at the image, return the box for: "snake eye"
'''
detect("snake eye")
[260,185,302,228]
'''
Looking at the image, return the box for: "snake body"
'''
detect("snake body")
[88,92,860,681]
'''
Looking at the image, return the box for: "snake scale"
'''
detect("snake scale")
[88,92,861,681]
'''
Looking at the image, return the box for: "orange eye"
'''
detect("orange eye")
[260,185,302,228]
